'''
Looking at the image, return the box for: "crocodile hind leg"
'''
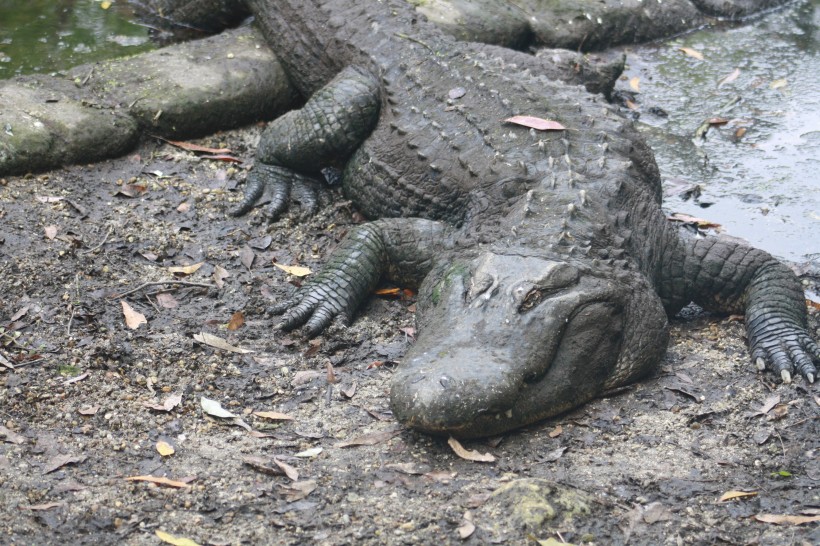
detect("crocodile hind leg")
[271,218,453,336]
[230,65,381,219]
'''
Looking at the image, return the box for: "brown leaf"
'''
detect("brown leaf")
[121,300,147,329]
[304,338,322,358]
[542,446,567,462]
[375,287,402,297]
[63,372,89,385]
[279,480,317,502]
[239,246,255,269]
[193,332,252,354]
[44,225,58,240]
[227,311,245,331]
[199,154,242,163]
[156,440,175,456]
[253,411,294,421]
[212,265,230,288]
[718,490,758,502]
[168,262,203,276]
[625,99,639,110]
[447,437,496,463]
[43,454,87,474]
[273,457,299,481]
[155,292,178,309]
[667,213,722,229]
[341,382,357,399]
[248,235,272,250]
[336,428,400,448]
[457,512,475,539]
[144,394,182,412]
[159,137,231,155]
[548,425,563,438]
[176,201,191,213]
[707,117,729,126]
[0,425,26,444]
[504,115,566,131]
[115,184,147,198]
[754,513,820,525]
[274,263,312,277]
[20,502,64,511]
[10,306,29,321]
[125,475,192,488]
[326,361,337,384]
[678,47,704,60]
[735,127,747,139]
[629,76,640,92]
[718,68,741,87]
[756,395,781,416]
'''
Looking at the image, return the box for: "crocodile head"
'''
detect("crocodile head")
[389,252,668,438]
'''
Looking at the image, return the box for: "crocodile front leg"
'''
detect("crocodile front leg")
[272,218,453,336]
[663,236,819,383]
[230,65,380,219]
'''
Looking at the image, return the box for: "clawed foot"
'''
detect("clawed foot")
[751,327,819,384]
[230,163,320,220]
[269,281,354,338]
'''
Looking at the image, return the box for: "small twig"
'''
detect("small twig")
[81,228,113,254]
[66,306,76,337]
[80,66,95,86]
[394,32,435,53]
[110,280,215,299]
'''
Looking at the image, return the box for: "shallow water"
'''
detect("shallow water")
[621,0,820,263]
[0,0,153,77]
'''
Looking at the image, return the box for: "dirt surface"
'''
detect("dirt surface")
[1,125,819,545]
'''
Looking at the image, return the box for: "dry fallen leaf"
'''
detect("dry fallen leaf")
[20,502,64,511]
[718,490,758,502]
[457,511,475,539]
[156,441,175,457]
[770,78,788,90]
[176,201,191,213]
[273,457,299,481]
[78,406,99,416]
[548,425,563,438]
[121,300,147,329]
[678,47,704,60]
[125,475,191,488]
[44,225,58,240]
[448,437,496,463]
[200,397,237,418]
[155,530,201,546]
[212,265,230,288]
[227,311,245,331]
[144,393,182,412]
[192,332,252,354]
[253,411,294,421]
[667,213,722,229]
[168,262,204,276]
[326,361,337,384]
[504,115,566,131]
[274,263,313,277]
[754,513,820,525]
[155,292,179,309]
[0,425,26,444]
[294,447,323,458]
[629,76,640,92]
[43,454,87,474]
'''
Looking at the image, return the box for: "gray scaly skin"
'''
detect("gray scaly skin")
[233,0,818,438]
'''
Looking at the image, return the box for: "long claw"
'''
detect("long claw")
[755,357,766,371]
[780,369,792,384]
[807,373,815,384]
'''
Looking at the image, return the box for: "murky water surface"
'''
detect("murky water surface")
[622,0,819,263]
[0,0,153,77]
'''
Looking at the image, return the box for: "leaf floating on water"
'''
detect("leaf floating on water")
[629,76,640,92]
[678,47,704,60]
[718,490,757,502]
[155,530,201,546]
[448,436,496,463]
[192,332,252,354]
[770,78,788,90]
[504,115,566,131]
[121,301,147,329]
[718,68,741,87]
[448,87,466,99]
[200,396,237,419]
[274,263,312,277]
[754,513,820,525]
[667,213,722,229]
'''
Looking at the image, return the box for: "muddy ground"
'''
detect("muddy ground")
[1,120,819,545]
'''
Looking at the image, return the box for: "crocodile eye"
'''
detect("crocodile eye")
[517,288,545,313]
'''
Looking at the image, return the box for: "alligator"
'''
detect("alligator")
[231,0,818,438]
